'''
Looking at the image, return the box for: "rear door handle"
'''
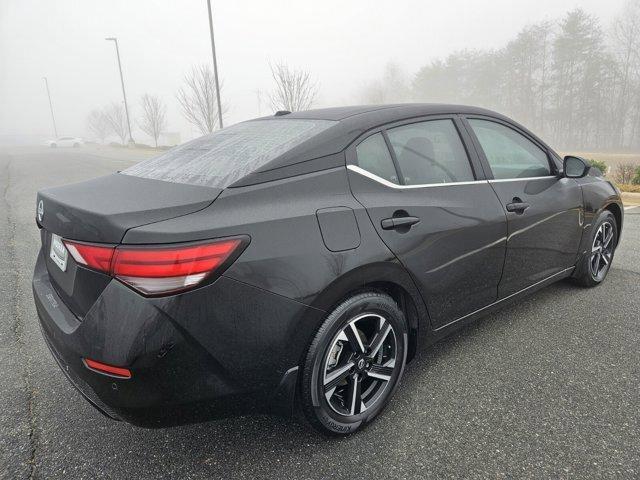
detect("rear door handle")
[505,202,530,213]
[381,216,420,230]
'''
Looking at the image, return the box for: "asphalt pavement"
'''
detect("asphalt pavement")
[1,146,638,479]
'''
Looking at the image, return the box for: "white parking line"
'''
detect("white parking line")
[624,205,638,211]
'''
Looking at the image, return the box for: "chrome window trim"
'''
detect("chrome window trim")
[347,165,488,189]
[488,175,557,183]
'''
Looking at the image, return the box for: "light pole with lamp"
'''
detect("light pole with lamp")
[206,0,224,129]
[43,77,58,138]
[105,37,134,145]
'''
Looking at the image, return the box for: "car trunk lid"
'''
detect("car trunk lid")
[37,173,221,243]
[36,173,222,318]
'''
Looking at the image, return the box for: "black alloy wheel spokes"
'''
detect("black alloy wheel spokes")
[591,221,614,281]
[322,313,397,416]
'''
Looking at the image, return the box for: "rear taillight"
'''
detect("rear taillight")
[64,242,115,272]
[112,240,243,295]
[64,237,247,296]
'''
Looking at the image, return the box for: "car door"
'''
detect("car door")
[463,116,583,298]
[347,116,507,329]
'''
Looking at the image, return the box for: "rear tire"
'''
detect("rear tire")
[573,210,617,287]
[300,291,408,436]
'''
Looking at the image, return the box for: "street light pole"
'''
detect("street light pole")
[105,37,134,144]
[43,77,58,138]
[206,0,224,129]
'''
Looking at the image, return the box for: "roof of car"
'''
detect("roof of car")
[281,103,503,122]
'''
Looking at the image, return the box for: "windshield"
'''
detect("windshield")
[122,118,336,188]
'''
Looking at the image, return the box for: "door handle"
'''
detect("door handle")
[505,201,530,213]
[381,216,420,230]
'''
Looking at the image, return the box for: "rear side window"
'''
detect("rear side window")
[386,119,474,185]
[355,133,399,184]
[123,119,336,188]
[468,119,551,179]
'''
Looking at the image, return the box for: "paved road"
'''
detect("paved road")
[1,147,639,479]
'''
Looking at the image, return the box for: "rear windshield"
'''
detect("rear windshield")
[122,118,335,188]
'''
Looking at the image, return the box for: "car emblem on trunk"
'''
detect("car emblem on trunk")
[37,200,44,222]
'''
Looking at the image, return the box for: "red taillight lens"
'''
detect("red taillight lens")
[111,241,240,277]
[64,241,115,272]
[112,240,242,295]
[63,238,245,296]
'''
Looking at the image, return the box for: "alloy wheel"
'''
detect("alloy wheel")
[590,221,614,282]
[322,313,398,417]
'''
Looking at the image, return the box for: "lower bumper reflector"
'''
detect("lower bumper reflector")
[83,358,132,379]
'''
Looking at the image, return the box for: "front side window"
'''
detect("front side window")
[123,119,336,188]
[468,119,551,179]
[386,119,474,185]
[355,133,399,184]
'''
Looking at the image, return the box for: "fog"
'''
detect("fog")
[0,0,634,149]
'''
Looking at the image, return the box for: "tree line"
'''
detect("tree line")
[362,2,640,151]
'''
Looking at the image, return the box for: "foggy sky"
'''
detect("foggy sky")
[0,0,627,144]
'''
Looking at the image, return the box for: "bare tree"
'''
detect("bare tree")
[138,94,167,147]
[614,163,637,184]
[86,109,110,144]
[177,65,225,134]
[103,102,129,144]
[361,62,410,104]
[268,62,317,112]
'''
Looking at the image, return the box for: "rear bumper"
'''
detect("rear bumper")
[33,251,322,427]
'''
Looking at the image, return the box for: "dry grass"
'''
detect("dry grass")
[618,183,640,193]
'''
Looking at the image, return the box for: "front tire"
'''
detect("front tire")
[300,291,408,436]
[573,210,618,287]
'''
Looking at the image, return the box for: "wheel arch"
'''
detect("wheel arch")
[307,261,430,363]
[604,202,623,245]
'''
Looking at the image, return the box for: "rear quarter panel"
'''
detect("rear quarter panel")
[123,167,390,303]
[123,167,428,363]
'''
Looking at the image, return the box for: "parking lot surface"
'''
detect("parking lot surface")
[1,146,638,479]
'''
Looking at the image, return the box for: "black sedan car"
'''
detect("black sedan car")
[33,104,623,435]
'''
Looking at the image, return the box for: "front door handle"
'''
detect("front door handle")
[505,201,530,213]
[381,216,420,230]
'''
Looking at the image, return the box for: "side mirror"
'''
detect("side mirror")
[563,156,590,179]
